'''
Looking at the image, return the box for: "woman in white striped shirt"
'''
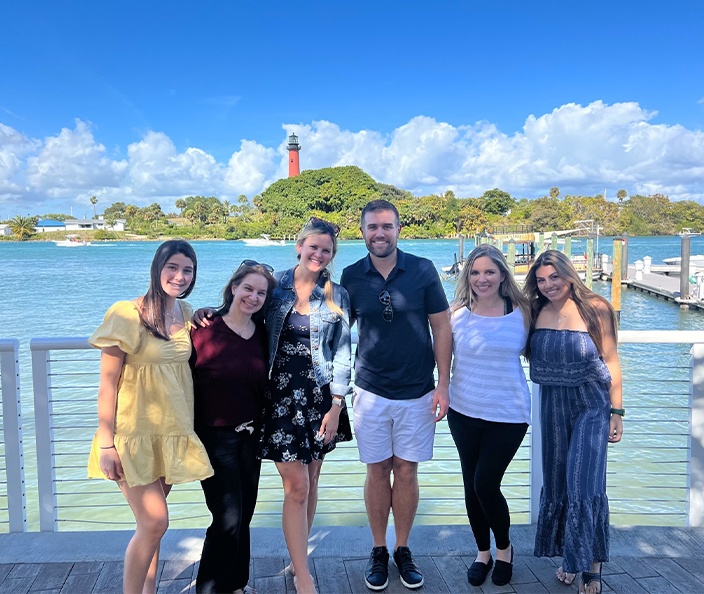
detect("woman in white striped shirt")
[448,244,531,588]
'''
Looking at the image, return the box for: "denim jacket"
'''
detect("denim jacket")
[266,267,352,397]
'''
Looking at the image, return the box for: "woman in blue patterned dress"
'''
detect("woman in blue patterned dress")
[524,250,623,594]
[262,218,352,594]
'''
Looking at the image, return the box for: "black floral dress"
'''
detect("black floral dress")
[260,310,352,464]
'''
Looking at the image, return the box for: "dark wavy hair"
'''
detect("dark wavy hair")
[523,250,618,358]
[213,263,277,321]
[140,240,197,340]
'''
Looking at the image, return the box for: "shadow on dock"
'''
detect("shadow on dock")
[2,524,704,592]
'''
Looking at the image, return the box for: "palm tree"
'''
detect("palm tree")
[175,199,187,217]
[90,196,98,219]
[549,187,560,200]
[9,215,37,240]
[617,189,627,204]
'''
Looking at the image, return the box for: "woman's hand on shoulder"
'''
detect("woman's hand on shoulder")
[192,308,215,327]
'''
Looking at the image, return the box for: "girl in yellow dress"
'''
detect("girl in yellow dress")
[87,240,213,594]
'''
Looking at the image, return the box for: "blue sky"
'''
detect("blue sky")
[1,0,703,217]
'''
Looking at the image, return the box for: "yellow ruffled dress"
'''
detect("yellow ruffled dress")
[87,300,213,487]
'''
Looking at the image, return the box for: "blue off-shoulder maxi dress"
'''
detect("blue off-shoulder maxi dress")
[530,328,612,574]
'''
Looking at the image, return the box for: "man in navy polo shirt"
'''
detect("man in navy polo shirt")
[340,199,451,591]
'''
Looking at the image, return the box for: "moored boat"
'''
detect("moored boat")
[677,228,701,237]
[54,234,91,247]
[239,234,286,246]
[663,255,704,267]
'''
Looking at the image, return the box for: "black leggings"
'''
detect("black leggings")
[448,408,528,551]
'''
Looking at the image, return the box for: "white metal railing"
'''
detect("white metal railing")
[0,339,26,532]
[0,331,699,531]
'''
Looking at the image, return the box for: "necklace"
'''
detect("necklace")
[550,301,568,323]
[165,303,178,324]
[226,313,252,337]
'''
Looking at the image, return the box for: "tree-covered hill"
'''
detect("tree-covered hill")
[5,167,704,241]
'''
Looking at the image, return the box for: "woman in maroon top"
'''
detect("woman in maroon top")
[190,261,276,594]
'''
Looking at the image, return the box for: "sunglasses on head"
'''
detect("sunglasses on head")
[238,259,274,274]
[307,217,340,237]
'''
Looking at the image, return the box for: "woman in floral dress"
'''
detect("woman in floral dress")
[261,218,352,594]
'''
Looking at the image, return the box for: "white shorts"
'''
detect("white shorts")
[352,386,436,464]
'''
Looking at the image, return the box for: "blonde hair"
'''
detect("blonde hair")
[452,244,529,323]
[297,220,344,317]
[523,250,618,358]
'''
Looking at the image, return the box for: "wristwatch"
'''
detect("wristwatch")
[332,396,344,407]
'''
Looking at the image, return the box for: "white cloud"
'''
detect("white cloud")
[25,119,128,196]
[0,123,39,197]
[127,131,225,198]
[224,139,277,196]
[2,100,704,216]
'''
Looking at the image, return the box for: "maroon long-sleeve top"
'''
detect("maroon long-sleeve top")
[189,315,268,429]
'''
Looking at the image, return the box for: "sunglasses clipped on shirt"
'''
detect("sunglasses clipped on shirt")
[306,216,341,237]
[379,290,393,322]
[238,259,274,274]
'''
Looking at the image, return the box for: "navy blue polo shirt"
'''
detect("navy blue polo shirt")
[340,249,449,400]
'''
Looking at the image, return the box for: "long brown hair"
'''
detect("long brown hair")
[297,218,344,316]
[523,250,618,357]
[451,244,529,324]
[140,240,197,340]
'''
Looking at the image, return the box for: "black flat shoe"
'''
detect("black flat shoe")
[467,557,493,586]
[491,545,514,586]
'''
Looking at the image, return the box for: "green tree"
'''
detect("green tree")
[175,199,187,217]
[90,196,98,218]
[617,189,627,204]
[104,202,128,219]
[549,187,560,200]
[620,194,675,235]
[9,215,38,240]
[481,189,516,216]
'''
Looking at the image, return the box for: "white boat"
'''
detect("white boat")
[663,255,704,267]
[677,228,701,237]
[54,235,91,247]
[239,234,286,246]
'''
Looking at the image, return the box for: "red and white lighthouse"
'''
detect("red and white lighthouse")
[287,132,301,177]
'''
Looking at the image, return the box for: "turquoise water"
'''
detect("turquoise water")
[2,236,704,530]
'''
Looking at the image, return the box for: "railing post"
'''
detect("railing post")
[0,339,26,532]
[31,340,58,531]
[689,343,704,526]
[529,381,543,523]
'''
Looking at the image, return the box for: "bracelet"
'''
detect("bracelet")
[610,407,625,417]
[100,445,116,449]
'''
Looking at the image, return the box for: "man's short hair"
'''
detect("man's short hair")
[361,199,400,227]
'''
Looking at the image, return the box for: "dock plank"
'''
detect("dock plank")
[0,577,34,594]
[31,563,72,591]
[91,561,122,594]
[313,557,352,593]
[59,571,100,594]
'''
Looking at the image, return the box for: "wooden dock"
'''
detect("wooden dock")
[2,525,704,593]
[601,265,704,310]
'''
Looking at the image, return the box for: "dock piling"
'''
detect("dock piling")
[612,238,623,321]
[681,235,692,300]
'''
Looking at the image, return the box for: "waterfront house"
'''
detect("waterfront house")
[34,219,66,233]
